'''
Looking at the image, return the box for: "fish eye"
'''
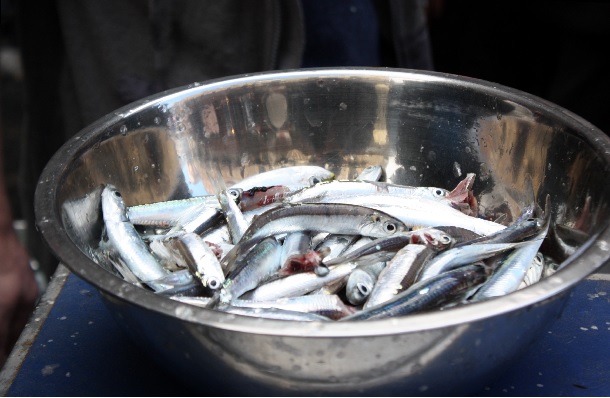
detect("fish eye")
[114,191,122,198]
[440,235,452,244]
[309,176,321,186]
[535,253,544,264]
[228,189,240,199]
[432,188,447,197]
[383,221,397,234]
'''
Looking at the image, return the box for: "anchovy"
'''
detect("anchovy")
[284,180,454,205]
[217,304,332,321]
[101,185,169,288]
[341,264,487,321]
[149,269,205,297]
[345,261,386,305]
[518,252,545,289]
[324,228,453,267]
[364,244,435,308]
[231,295,355,320]
[244,262,357,301]
[169,232,226,290]
[229,165,335,191]
[356,165,385,182]
[127,188,241,228]
[314,234,362,263]
[219,237,282,303]
[221,203,406,273]
[305,194,505,236]
[216,188,249,244]
[471,239,546,300]
[416,241,529,283]
[279,232,312,269]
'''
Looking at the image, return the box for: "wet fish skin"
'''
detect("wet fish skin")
[471,239,545,300]
[229,165,335,191]
[221,203,406,274]
[364,244,435,308]
[219,237,282,303]
[231,295,355,320]
[415,241,531,283]
[308,194,505,236]
[356,165,385,182]
[217,304,332,321]
[324,228,453,267]
[345,261,386,305]
[244,262,357,301]
[101,185,169,287]
[170,232,226,290]
[341,264,487,321]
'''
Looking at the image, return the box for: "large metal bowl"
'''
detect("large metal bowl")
[35,69,610,395]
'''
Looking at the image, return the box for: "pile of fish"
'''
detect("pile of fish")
[96,164,566,322]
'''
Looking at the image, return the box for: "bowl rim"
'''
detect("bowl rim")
[35,67,610,337]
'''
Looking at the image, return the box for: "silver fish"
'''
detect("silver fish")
[217,188,249,244]
[127,188,241,228]
[356,165,385,182]
[170,232,226,290]
[342,264,487,321]
[518,252,545,289]
[279,231,312,269]
[244,262,356,301]
[364,244,435,308]
[231,295,355,320]
[217,304,332,321]
[101,185,168,287]
[324,228,453,267]
[345,261,386,305]
[306,194,506,236]
[471,239,545,300]
[229,165,335,191]
[284,180,453,205]
[221,203,406,272]
[219,237,282,303]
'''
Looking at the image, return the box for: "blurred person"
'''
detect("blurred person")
[1,0,432,367]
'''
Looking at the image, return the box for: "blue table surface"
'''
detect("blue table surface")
[3,272,609,396]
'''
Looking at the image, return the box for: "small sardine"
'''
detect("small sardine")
[101,185,168,288]
[364,244,435,308]
[244,262,357,301]
[217,304,332,321]
[229,165,335,191]
[221,203,406,273]
[356,165,385,182]
[219,237,282,303]
[471,239,545,300]
[416,241,531,283]
[345,261,386,305]
[170,232,226,290]
[341,264,487,321]
[324,228,453,267]
[231,295,355,320]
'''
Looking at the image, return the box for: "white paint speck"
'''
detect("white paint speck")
[591,325,598,330]
[409,165,417,171]
[580,327,589,331]
[597,291,606,296]
[59,316,67,321]
[537,384,544,388]
[65,372,71,378]
[41,364,60,376]
[88,321,94,325]
[418,385,428,392]
[48,339,53,343]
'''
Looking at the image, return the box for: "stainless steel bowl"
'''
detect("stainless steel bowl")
[35,68,610,395]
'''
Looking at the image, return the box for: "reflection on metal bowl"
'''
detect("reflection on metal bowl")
[35,69,610,395]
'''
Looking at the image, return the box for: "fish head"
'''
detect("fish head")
[101,184,129,222]
[410,228,455,251]
[360,212,406,238]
